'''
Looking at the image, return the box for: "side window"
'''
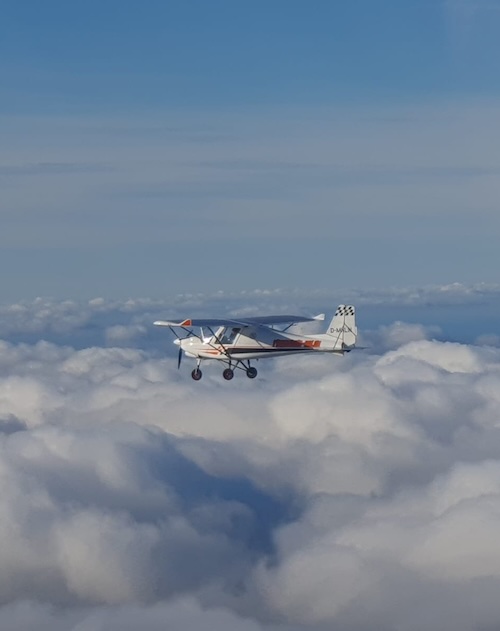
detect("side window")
[220,327,241,344]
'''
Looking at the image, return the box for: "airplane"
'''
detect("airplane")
[154,304,357,381]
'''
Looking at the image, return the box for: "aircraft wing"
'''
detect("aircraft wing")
[154,313,324,328]
[239,313,325,325]
[154,318,243,328]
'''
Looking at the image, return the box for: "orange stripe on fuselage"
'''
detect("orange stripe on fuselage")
[273,339,320,349]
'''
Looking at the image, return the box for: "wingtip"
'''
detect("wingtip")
[154,319,192,327]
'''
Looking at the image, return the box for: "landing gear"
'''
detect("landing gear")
[190,360,256,381]
[191,368,202,381]
[246,367,258,379]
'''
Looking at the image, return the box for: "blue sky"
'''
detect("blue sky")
[1,2,444,107]
[1,0,500,299]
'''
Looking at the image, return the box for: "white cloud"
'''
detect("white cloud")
[2,301,500,629]
[1,281,500,350]
[104,324,147,347]
[364,320,441,352]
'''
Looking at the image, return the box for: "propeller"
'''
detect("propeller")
[177,346,182,369]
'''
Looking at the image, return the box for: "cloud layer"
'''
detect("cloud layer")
[1,293,500,629]
[2,280,500,348]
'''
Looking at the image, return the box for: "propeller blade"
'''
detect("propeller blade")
[177,346,182,369]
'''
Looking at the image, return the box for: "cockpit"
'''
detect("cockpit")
[201,325,259,346]
[219,327,241,344]
[198,324,260,348]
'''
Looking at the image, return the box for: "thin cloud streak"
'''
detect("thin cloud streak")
[1,101,500,298]
[2,101,500,247]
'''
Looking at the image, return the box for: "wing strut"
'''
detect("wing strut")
[206,326,232,359]
[167,324,201,341]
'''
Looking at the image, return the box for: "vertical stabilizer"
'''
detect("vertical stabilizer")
[325,305,357,349]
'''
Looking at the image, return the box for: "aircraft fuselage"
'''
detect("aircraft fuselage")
[181,325,344,361]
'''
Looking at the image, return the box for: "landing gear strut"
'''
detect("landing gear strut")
[190,360,257,382]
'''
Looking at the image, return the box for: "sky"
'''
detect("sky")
[3,5,500,628]
[1,0,500,299]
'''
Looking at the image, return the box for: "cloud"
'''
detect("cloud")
[1,280,500,349]
[104,324,148,347]
[0,599,269,631]
[2,297,500,629]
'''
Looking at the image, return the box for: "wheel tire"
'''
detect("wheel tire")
[246,367,258,379]
[191,368,202,381]
[223,368,234,380]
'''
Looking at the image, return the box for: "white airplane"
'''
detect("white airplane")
[154,304,357,381]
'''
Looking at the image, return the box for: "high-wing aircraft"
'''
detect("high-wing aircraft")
[154,304,357,381]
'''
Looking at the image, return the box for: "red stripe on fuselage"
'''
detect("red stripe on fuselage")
[273,339,320,349]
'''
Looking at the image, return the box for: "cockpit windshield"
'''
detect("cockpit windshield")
[220,327,241,344]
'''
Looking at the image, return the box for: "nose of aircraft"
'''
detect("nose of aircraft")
[173,338,181,346]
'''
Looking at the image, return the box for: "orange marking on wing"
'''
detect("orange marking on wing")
[181,319,192,327]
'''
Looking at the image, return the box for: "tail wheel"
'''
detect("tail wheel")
[246,367,258,379]
[191,368,202,381]
[223,368,234,380]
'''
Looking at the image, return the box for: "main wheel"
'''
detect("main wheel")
[223,368,234,380]
[246,367,258,379]
[191,368,202,381]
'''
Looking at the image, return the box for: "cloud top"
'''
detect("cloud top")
[1,299,500,630]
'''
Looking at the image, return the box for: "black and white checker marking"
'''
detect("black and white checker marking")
[334,305,355,317]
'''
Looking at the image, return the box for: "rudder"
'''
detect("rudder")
[326,305,357,349]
